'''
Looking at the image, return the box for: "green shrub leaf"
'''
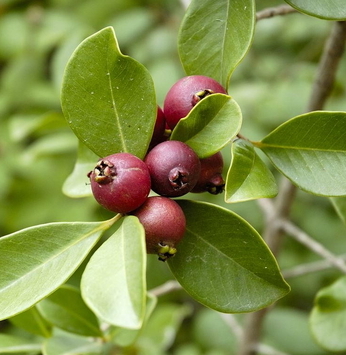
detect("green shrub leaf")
[178,0,255,88]
[225,139,278,203]
[168,200,290,313]
[0,334,42,353]
[61,26,157,159]
[0,220,112,320]
[37,284,102,337]
[62,141,98,198]
[310,276,346,352]
[81,216,146,329]
[258,111,346,196]
[9,306,52,338]
[170,94,242,158]
[284,0,346,20]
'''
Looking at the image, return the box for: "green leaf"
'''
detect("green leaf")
[284,0,346,20]
[168,200,290,313]
[0,219,113,320]
[330,197,346,225]
[178,0,255,88]
[225,139,278,203]
[62,141,99,198]
[61,26,157,159]
[258,111,346,197]
[170,94,242,158]
[37,284,102,337]
[310,276,346,352]
[81,216,146,329]
[43,331,103,355]
[9,306,52,338]
[0,334,42,353]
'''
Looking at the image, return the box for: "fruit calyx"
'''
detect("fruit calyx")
[89,160,117,184]
[192,89,215,105]
[206,174,225,195]
[169,167,189,190]
[157,243,177,261]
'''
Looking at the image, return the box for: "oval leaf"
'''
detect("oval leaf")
[170,94,242,158]
[61,26,157,159]
[0,220,112,320]
[62,141,98,198]
[168,200,290,313]
[258,111,346,197]
[178,0,255,88]
[310,276,346,352]
[9,306,52,338]
[284,0,346,20]
[225,139,278,203]
[37,284,102,337]
[81,216,146,329]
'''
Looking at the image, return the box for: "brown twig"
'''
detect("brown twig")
[237,20,346,355]
[256,5,297,21]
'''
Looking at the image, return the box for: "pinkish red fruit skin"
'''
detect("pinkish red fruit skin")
[144,140,201,197]
[89,153,151,214]
[191,151,225,194]
[163,75,227,129]
[131,196,186,255]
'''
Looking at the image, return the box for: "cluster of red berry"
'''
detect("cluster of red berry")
[88,75,227,261]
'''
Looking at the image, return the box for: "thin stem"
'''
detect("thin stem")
[238,19,346,355]
[256,5,297,21]
[149,280,181,297]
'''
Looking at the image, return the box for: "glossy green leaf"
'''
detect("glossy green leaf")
[0,334,41,353]
[43,331,103,355]
[310,276,346,352]
[284,0,346,20]
[81,216,146,329]
[62,141,99,198]
[0,219,113,320]
[225,139,278,203]
[61,26,157,159]
[178,0,255,88]
[9,306,52,338]
[259,111,346,197]
[37,284,102,337]
[170,94,242,158]
[168,200,290,313]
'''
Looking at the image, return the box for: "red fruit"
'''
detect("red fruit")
[163,75,227,129]
[131,196,186,261]
[144,140,201,197]
[88,153,151,214]
[191,152,225,194]
[149,106,167,150]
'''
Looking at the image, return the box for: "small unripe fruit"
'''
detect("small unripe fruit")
[163,75,227,129]
[131,196,186,261]
[88,153,151,214]
[145,140,201,197]
[191,152,225,194]
[149,106,167,150]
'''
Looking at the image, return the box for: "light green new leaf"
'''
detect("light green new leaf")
[81,216,146,329]
[9,306,52,338]
[0,220,112,321]
[284,0,346,20]
[0,334,42,353]
[178,0,255,88]
[43,331,103,355]
[62,141,99,198]
[37,284,102,337]
[61,26,157,159]
[259,111,346,197]
[169,200,290,313]
[310,276,346,352]
[170,94,242,158]
[225,139,278,203]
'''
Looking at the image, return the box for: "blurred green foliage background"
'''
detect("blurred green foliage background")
[0,0,346,353]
